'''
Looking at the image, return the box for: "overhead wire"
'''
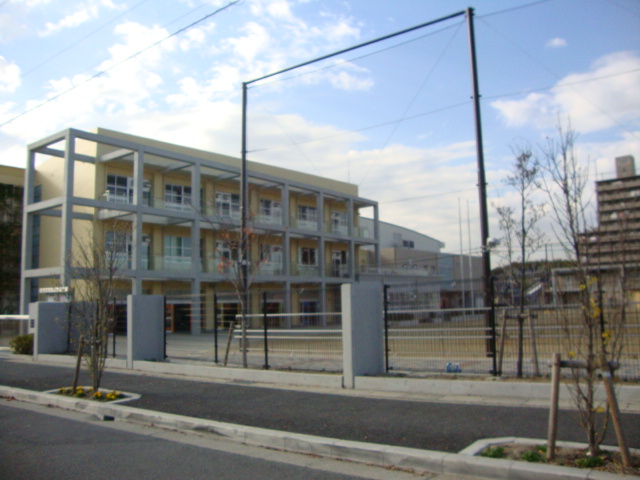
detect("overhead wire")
[357,19,466,186]
[5,0,152,93]
[0,0,243,129]
[477,14,640,141]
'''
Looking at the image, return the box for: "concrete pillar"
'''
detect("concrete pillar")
[190,280,201,334]
[127,295,165,368]
[31,302,69,360]
[341,283,384,388]
[60,132,75,287]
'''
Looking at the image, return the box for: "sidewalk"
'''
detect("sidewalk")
[2,350,639,480]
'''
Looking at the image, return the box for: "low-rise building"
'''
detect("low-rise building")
[20,128,380,331]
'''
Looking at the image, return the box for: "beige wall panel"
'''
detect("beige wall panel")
[0,165,25,186]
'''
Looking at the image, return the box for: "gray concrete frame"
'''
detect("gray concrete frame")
[20,128,381,331]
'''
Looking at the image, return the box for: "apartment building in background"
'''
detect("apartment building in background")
[582,155,640,266]
[20,128,380,332]
[0,165,24,313]
[553,155,640,305]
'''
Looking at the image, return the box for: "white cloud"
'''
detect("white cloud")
[491,51,640,133]
[0,56,21,93]
[0,13,29,43]
[546,37,567,48]
[39,0,122,37]
[226,22,271,63]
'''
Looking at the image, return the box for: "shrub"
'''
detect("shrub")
[521,450,545,463]
[480,446,505,458]
[10,334,33,355]
[576,455,604,468]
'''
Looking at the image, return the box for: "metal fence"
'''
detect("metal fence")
[0,315,29,347]
[221,289,343,372]
[383,279,640,380]
[160,286,344,373]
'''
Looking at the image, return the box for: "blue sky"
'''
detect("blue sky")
[1,0,639,262]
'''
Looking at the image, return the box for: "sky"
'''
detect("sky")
[1,0,639,265]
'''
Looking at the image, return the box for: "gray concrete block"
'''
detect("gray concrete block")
[331,439,386,465]
[284,433,337,457]
[442,453,513,479]
[508,461,588,480]
[382,446,447,473]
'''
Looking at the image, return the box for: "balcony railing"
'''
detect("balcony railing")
[326,224,348,236]
[258,262,284,276]
[258,213,282,226]
[326,264,350,278]
[291,216,318,231]
[291,264,320,277]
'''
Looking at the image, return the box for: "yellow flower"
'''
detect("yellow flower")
[568,351,576,358]
[596,406,605,413]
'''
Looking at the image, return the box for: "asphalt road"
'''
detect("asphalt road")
[1,358,638,454]
[1,402,432,480]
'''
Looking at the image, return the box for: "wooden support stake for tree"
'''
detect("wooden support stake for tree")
[223,323,235,366]
[547,353,561,461]
[497,311,508,375]
[600,352,631,467]
[72,337,84,395]
[528,312,540,376]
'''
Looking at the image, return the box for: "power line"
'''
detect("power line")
[5,0,151,92]
[482,68,640,101]
[358,20,466,186]
[248,101,470,155]
[252,21,464,89]
[478,15,640,141]
[0,0,242,129]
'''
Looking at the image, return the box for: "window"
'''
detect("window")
[260,244,283,274]
[107,175,151,205]
[402,240,415,249]
[215,241,238,262]
[106,231,131,269]
[260,244,283,263]
[259,199,282,224]
[165,183,192,211]
[330,211,348,235]
[331,250,348,277]
[216,192,240,220]
[299,247,317,265]
[297,205,317,229]
[164,236,191,270]
[107,174,130,203]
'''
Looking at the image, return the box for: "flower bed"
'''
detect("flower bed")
[479,442,640,476]
[56,387,125,402]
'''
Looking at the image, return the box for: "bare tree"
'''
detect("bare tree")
[495,144,545,377]
[198,203,282,368]
[538,120,626,455]
[68,219,126,391]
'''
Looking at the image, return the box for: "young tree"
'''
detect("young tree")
[199,202,282,368]
[539,120,627,455]
[68,219,126,391]
[495,144,545,376]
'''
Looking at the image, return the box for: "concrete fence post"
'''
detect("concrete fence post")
[30,302,69,360]
[127,295,165,368]
[341,283,384,388]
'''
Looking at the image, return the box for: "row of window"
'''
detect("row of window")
[104,232,345,268]
[106,175,349,232]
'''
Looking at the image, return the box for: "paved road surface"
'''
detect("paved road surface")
[1,358,638,453]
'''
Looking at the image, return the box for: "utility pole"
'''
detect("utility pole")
[240,82,249,368]
[466,7,496,372]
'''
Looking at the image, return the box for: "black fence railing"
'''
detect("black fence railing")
[383,278,640,380]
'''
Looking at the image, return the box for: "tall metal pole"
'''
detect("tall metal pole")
[240,82,249,368]
[466,8,496,372]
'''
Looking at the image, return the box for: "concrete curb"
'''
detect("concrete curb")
[20,353,640,408]
[1,386,636,480]
[355,376,640,405]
